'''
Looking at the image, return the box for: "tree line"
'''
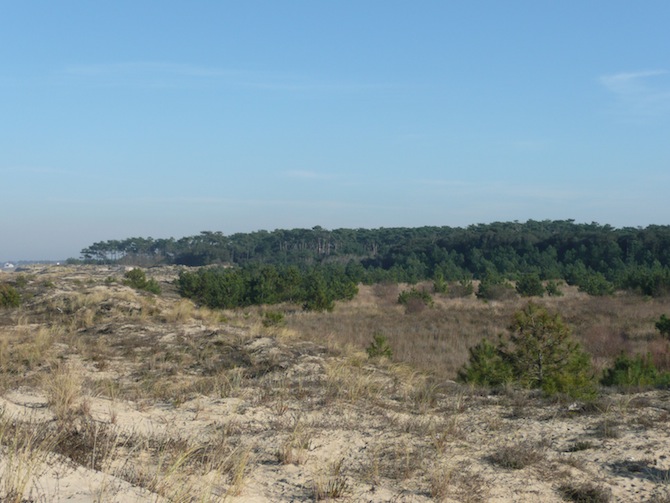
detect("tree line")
[176,263,358,311]
[79,220,670,296]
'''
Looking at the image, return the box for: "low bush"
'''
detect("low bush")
[366,333,393,359]
[577,273,615,296]
[476,274,516,301]
[0,283,21,308]
[447,278,474,298]
[457,338,512,387]
[432,274,449,294]
[262,311,285,327]
[656,314,670,339]
[459,303,595,398]
[600,353,670,389]
[515,273,544,297]
[123,269,161,294]
[398,288,433,313]
[544,280,563,297]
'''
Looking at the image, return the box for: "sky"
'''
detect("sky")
[2,1,670,260]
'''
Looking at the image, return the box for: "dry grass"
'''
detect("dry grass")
[430,461,489,503]
[487,440,546,470]
[557,482,612,502]
[0,414,57,503]
[0,326,57,391]
[287,285,670,380]
[2,265,670,501]
[311,459,350,500]
[43,362,84,421]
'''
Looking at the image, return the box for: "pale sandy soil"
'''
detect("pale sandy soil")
[0,265,669,502]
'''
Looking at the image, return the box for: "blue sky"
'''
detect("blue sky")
[2,1,669,260]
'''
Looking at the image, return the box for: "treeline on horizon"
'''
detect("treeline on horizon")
[78,220,670,297]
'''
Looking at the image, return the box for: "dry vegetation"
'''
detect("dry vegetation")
[0,265,670,502]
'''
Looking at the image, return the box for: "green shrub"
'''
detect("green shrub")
[544,280,563,297]
[507,302,595,397]
[366,333,393,359]
[398,288,433,313]
[459,303,595,398]
[476,274,516,301]
[0,283,21,308]
[601,353,670,388]
[262,311,285,327]
[432,274,449,294]
[577,273,614,296]
[656,314,670,339]
[123,268,161,294]
[302,270,334,312]
[515,273,544,297]
[444,278,474,298]
[14,274,29,288]
[457,338,513,387]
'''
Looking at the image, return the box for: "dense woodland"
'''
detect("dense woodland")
[79,220,670,298]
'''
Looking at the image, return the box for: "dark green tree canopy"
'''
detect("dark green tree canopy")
[81,221,670,296]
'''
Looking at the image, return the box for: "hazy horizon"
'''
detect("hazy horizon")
[2,2,669,261]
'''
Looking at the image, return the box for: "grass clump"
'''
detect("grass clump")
[312,459,349,500]
[487,441,545,470]
[0,413,57,502]
[558,482,611,502]
[565,440,593,452]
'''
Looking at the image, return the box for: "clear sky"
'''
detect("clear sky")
[2,1,669,260]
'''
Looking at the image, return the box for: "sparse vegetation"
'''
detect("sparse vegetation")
[1,264,670,501]
[312,459,349,500]
[488,441,545,469]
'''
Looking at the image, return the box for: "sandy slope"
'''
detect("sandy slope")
[0,265,669,502]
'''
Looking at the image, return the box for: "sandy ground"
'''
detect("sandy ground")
[0,265,669,502]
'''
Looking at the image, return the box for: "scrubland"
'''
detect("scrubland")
[1,265,670,502]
